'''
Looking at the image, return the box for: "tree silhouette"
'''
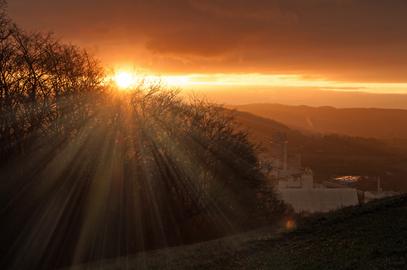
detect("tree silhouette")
[0,4,284,269]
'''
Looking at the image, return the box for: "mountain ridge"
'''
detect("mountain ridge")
[231,103,407,140]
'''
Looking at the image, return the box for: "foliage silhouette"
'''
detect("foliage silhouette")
[0,4,283,269]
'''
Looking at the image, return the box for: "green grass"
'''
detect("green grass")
[68,195,407,270]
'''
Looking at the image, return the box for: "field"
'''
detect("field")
[69,195,407,270]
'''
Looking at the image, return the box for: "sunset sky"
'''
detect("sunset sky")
[8,0,407,94]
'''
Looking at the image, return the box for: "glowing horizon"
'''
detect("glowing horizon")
[109,70,407,94]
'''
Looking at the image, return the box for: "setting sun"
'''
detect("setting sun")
[111,70,191,90]
[114,71,137,89]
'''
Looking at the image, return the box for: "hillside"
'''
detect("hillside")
[69,195,407,270]
[231,103,407,140]
[232,110,407,192]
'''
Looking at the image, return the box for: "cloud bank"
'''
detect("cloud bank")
[9,0,407,82]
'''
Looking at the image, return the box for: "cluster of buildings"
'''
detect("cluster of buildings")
[263,134,399,214]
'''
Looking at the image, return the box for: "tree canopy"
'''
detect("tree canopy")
[0,4,283,269]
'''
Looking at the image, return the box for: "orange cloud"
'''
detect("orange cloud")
[8,0,407,83]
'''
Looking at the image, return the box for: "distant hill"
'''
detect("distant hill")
[69,195,407,270]
[199,88,407,110]
[231,103,407,140]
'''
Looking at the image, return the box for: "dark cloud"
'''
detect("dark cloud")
[8,0,407,81]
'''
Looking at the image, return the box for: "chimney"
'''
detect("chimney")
[377,176,382,193]
[283,140,288,171]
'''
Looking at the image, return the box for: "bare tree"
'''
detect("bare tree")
[0,5,284,268]
[0,21,104,159]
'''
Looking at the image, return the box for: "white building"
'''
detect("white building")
[364,190,400,202]
[266,137,360,213]
[276,168,359,213]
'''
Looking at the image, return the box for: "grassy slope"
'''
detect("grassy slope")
[70,196,407,270]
